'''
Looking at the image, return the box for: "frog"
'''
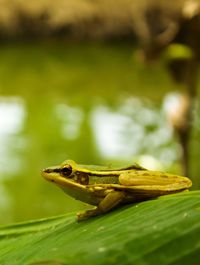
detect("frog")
[42,159,192,221]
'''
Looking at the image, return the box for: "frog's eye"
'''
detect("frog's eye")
[61,165,72,177]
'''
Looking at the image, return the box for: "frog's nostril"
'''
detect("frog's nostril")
[43,168,51,173]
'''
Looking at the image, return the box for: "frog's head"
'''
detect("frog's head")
[42,160,89,186]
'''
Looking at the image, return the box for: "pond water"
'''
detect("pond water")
[0,42,199,224]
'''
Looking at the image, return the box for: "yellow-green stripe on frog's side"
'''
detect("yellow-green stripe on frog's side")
[42,159,192,221]
[42,160,146,185]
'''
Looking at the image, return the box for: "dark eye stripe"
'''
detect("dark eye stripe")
[53,168,61,173]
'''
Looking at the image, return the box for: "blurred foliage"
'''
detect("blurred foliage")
[0,0,198,39]
[0,42,199,226]
[0,0,200,226]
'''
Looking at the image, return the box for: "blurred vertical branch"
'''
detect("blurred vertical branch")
[132,0,200,177]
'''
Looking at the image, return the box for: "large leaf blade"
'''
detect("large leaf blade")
[0,191,200,265]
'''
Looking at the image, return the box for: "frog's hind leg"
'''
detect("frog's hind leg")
[77,191,125,221]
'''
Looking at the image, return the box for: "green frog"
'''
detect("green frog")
[42,159,192,221]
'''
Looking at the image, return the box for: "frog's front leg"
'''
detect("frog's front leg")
[77,191,125,221]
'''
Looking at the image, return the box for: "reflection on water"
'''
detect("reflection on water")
[0,43,199,225]
[91,97,177,166]
[55,104,84,140]
[0,97,26,223]
[0,97,25,177]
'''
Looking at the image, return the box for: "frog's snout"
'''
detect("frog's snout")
[43,168,52,173]
[42,168,52,173]
[41,168,53,181]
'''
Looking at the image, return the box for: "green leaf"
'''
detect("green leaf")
[1,191,200,265]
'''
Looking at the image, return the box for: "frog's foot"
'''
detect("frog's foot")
[77,208,100,221]
[77,191,125,221]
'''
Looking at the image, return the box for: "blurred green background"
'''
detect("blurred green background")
[0,0,200,225]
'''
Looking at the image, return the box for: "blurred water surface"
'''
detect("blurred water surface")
[0,42,199,224]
